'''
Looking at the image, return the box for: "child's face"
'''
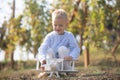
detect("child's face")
[52,17,68,35]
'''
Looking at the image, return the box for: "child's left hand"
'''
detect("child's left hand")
[64,56,73,61]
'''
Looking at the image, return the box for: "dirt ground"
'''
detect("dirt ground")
[0,70,120,80]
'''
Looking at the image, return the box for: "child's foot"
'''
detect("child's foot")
[38,72,47,78]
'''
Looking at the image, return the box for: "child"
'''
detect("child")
[38,9,80,78]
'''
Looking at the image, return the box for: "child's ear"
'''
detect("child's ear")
[66,21,69,26]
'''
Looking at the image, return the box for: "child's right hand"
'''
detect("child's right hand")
[42,60,46,65]
[41,60,46,71]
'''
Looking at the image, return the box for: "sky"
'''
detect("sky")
[0,0,25,27]
[0,0,53,27]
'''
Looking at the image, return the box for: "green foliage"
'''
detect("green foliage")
[87,0,120,50]
[1,0,120,62]
[22,0,52,54]
[0,0,52,61]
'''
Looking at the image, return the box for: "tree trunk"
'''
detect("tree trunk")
[10,0,15,69]
[4,50,9,61]
[110,29,120,62]
[84,44,90,68]
[82,0,89,68]
[79,32,83,54]
[11,51,15,69]
[11,0,15,18]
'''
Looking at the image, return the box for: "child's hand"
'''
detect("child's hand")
[42,60,46,65]
[64,56,73,61]
[41,60,46,71]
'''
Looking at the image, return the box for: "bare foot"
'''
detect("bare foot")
[38,72,47,78]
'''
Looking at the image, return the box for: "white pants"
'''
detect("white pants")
[43,46,72,71]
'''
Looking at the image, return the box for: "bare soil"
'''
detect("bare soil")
[0,69,120,80]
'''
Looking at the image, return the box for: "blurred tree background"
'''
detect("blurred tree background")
[0,0,120,70]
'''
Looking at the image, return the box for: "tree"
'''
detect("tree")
[21,0,51,56]
[0,0,24,68]
[0,0,52,68]
[89,0,120,62]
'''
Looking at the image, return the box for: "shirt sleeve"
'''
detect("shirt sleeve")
[68,33,80,60]
[38,34,50,61]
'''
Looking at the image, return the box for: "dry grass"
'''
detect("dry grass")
[0,49,120,80]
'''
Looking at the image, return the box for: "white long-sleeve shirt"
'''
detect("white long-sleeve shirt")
[38,31,80,60]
